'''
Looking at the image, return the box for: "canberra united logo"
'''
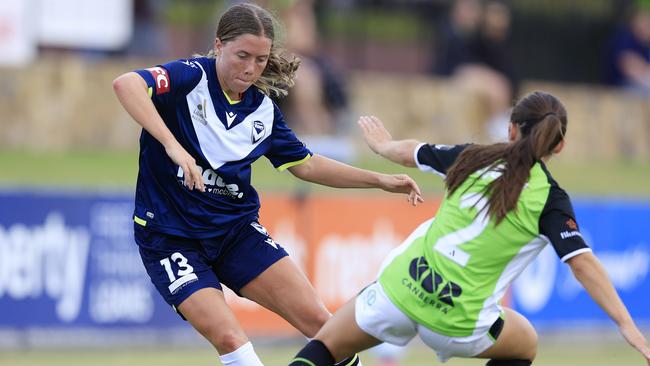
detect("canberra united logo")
[251,120,265,143]
[409,256,462,306]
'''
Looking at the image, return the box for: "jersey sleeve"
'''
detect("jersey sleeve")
[134,59,202,109]
[265,104,312,171]
[539,184,591,262]
[415,143,469,177]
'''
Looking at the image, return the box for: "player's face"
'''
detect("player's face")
[215,34,272,98]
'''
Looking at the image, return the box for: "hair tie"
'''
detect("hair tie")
[542,112,557,119]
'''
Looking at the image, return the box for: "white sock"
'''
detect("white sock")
[219,341,264,366]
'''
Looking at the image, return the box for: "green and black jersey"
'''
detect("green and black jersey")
[379,143,591,338]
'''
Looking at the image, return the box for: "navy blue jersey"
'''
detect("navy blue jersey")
[414,143,590,261]
[132,57,311,238]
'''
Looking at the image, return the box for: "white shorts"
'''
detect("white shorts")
[355,281,500,363]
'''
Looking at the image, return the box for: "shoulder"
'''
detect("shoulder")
[162,57,207,81]
[534,161,574,210]
[535,161,561,188]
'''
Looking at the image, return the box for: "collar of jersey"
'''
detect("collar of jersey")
[222,90,241,105]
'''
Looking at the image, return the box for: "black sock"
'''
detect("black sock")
[289,340,335,366]
[486,359,532,366]
[334,353,361,366]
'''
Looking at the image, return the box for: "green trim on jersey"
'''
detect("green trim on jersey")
[379,162,551,337]
[276,153,312,171]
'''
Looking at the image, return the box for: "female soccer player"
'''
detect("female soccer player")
[112,3,422,366]
[289,91,650,366]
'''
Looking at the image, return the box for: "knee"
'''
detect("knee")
[205,327,249,354]
[300,307,332,338]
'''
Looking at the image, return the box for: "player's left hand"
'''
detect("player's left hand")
[619,322,650,365]
[379,174,423,206]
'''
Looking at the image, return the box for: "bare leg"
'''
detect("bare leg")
[240,256,331,337]
[476,307,538,361]
[241,257,366,365]
[316,298,384,363]
[177,287,250,354]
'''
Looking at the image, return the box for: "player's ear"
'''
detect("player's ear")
[552,139,565,154]
[508,122,518,142]
[214,38,223,55]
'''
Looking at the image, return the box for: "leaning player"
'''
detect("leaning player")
[289,92,650,366]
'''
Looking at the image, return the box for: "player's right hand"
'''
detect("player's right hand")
[165,142,205,192]
[357,115,392,155]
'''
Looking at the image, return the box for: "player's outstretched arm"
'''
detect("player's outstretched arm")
[357,115,421,167]
[288,154,423,206]
[567,251,650,364]
[112,72,204,191]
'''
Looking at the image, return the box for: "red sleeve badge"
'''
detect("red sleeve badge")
[146,67,170,95]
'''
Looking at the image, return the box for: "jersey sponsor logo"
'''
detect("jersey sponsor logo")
[176,165,243,199]
[146,67,170,95]
[566,218,578,230]
[226,111,237,127]
[192,99,208,125]
[560,230,582,239]
[251,120,265,143]
[405,256,462,310]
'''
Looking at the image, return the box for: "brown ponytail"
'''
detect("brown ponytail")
[445,91,568,224]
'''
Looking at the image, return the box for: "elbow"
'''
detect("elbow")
[112,74,126,96]
[112,72,140,97]
[567,251,597,277]
[113,74,128,95]
[288,162,313,182]
[397,151,416,167]
[401,155,417,168]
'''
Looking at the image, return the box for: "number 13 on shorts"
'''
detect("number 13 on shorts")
[160,252,198,294]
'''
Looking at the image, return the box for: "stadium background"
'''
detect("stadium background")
[1,0,649,365]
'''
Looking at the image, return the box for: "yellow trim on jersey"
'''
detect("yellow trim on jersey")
[147,87,153,98]
[277,154,312,171]
[134,215,147,227]
[222,90,241,105]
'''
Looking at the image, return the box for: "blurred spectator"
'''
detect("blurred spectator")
[604,0,650,95]
[270,0,356,162]
[432,0,516,141]
[432,0,483,76]
[125,0,164,57]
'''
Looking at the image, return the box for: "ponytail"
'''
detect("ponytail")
[446,91,567,224]
[255,49,300,98]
